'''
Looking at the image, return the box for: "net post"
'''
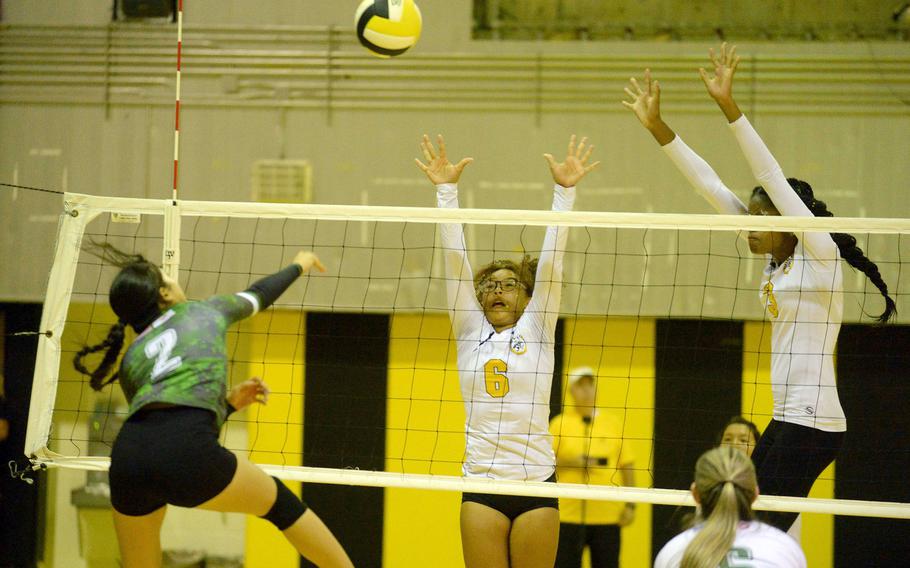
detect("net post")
[24,198,91,456]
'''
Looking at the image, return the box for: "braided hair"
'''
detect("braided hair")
[752,179,896,323]
[73,322,127,391]
[73,242,165,391]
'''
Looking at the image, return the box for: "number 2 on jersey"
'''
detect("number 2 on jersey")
[484,359,510,398]
[145,328,182,381]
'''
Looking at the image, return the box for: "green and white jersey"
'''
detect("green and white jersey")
[119,293,259,426]
[654,521,806,568]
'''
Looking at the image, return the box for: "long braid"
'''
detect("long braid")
[73,321,126,391]
[753,180,896,323]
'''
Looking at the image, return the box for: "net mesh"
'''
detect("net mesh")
[26,193,910,518]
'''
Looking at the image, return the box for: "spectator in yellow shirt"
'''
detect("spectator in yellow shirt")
[550,367,636,568]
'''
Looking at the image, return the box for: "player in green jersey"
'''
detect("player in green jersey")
[74,243,353,568]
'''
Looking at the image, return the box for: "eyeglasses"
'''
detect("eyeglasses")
[479,278,525,294]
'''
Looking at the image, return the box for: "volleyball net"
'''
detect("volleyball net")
[24,192,910,519]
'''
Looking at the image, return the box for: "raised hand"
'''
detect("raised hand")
[622,69,676,145]
[699,42,740,105]
[543,135,601,188]
[227,376,270,411]
[293,251,326,273]
[622,68,663,131]
[414,134,474,185]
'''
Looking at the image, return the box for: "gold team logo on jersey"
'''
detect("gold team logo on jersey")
[762,281,779,319]
[782,256,794,274]
[510,334,527,355]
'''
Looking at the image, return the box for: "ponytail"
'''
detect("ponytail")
[753,180,896,323]
[73,321,127,391]
[680,447,756,568]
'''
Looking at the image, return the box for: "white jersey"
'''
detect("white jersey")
[437,182,574,480]
[654,521,807,568]
[662,115,846,432]
[788,514,802,541]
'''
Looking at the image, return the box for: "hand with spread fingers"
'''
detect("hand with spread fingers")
[415,134,474,185]
[543,135,601,188]
[622,69,676,146]
[699,42,744,122]
[622,68,663,131]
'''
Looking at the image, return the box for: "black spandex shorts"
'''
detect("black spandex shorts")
[751,419,844,532]
[110,406,237,516]
[461,473,558,521]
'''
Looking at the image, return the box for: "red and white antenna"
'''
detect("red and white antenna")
[172,0,184,202]
[163,0,185,280]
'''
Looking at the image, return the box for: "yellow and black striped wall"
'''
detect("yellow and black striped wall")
[240,310,910,568]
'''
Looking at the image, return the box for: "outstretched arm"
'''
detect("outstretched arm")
[240,251,326,314]
[701,44,837,261]
[528,136,595,330]
[415,135,481,335]
[623,69,747,216]
[212,251,325,325]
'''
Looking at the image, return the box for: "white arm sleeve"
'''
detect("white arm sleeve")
[728,115,838,263]
[661,135,748,216]
[437,183,483,337]
[525,184,576,334]
[235,291,261,315]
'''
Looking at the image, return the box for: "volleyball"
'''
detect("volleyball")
[354,0,422,58]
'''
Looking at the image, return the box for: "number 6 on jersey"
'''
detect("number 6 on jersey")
[484,359,510,398]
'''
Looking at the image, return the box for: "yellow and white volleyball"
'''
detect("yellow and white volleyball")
[355,0,422,58]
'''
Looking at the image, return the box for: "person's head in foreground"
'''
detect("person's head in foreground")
[683,446,758,568]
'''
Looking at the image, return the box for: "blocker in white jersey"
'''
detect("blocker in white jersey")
[661,124,848,433]
[437,180,573,480]
[415,133,600,568]
[654,521,806,568]
[623,46,895,534]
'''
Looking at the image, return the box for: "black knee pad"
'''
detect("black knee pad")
[260,477,307,531]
